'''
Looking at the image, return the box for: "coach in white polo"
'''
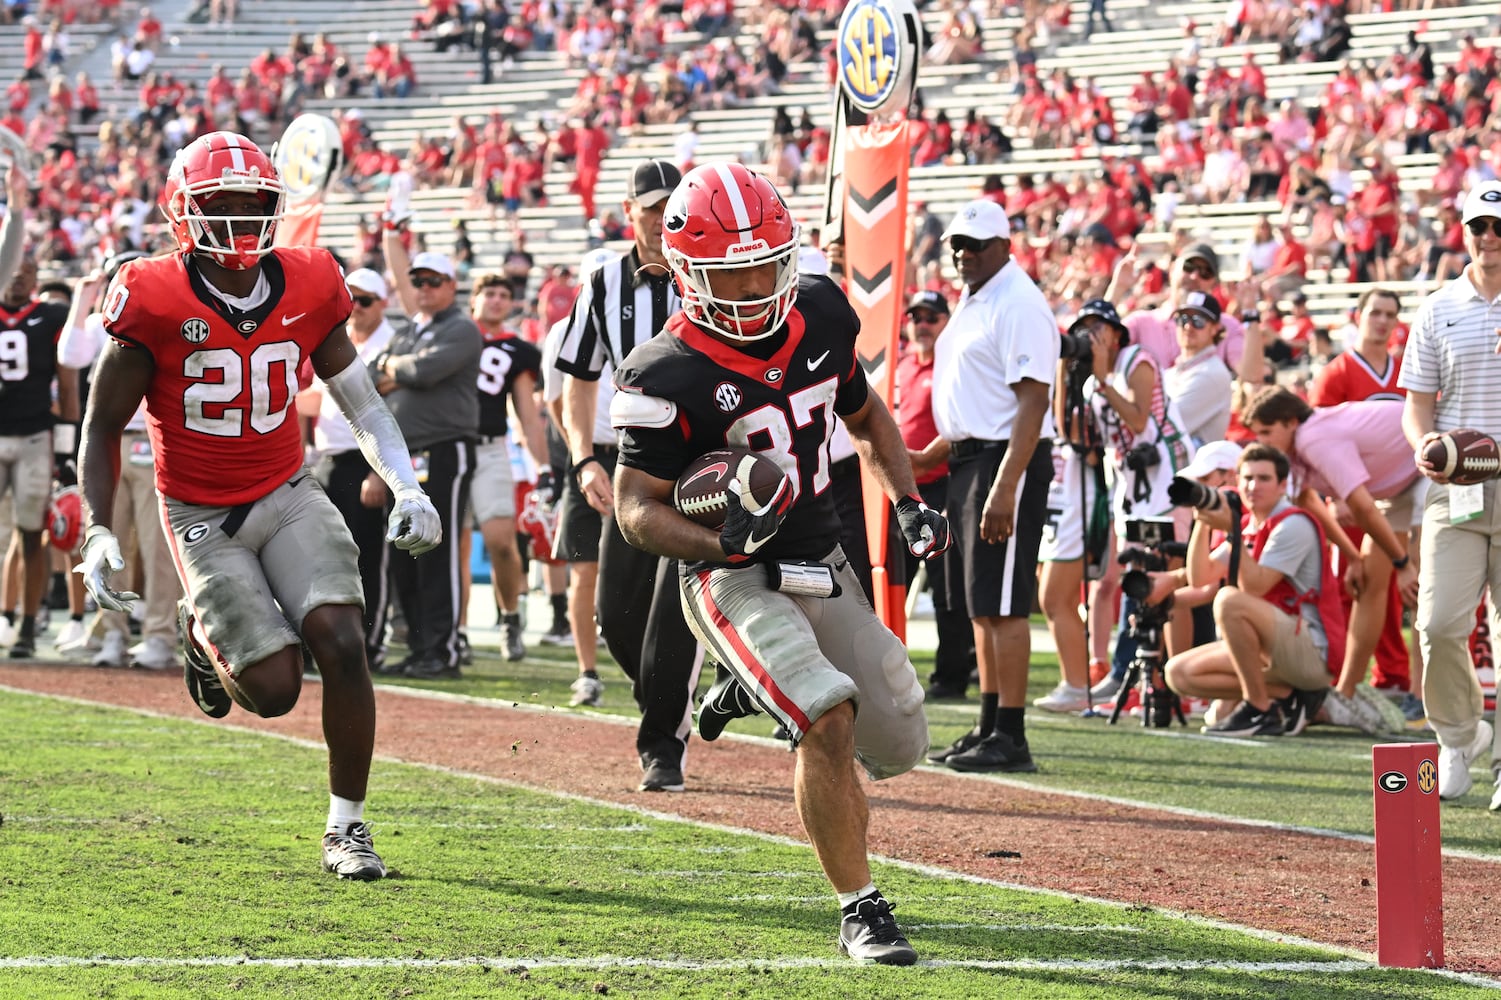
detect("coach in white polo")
[1401,179,1501,804]
[927,199,1060,774]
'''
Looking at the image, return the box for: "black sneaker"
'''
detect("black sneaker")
[838,895,917,966]
[1279,688,1326,737]
[1204,699,1285,738]
[403,656,461,680]
[926,726,984,764]
[501,615,524,662]
[945,731,1038,773]
[178,601,231,719]
[9,636,35,659]
[697,669,761,741]
[638,753,685,792]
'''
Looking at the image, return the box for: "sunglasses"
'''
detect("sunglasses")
[908,311,942,325]
[1181,260,1215,279]
[950,235,999,255]
[410,275,448,289]
[1467,218,1501,238]
[1174,313,1212,329]
[351,294,378,307]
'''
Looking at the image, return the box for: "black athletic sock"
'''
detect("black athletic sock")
[581,669,599,680]
[978,693,999,735]
[18,615,35,641]
[996,707,1026,744]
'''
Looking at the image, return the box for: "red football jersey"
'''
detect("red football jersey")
[1307,349,1404,408]
[102,248,352,505]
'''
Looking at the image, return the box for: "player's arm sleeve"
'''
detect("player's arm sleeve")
[0,195,22,291]
[323,359,423,496]
[58,311,107,371]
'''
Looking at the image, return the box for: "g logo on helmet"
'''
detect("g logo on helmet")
[836,0,922,116]
[46,486,82,552]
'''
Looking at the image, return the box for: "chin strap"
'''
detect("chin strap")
[322,360,422,498]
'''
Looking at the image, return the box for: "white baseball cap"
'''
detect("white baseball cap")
[345,267,388,299]
[1179,440,1244,480]
[941,199,1011,241]
[1462,180,1501,224]
[408,251,455,279]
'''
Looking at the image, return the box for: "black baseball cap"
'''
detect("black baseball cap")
[1069,298,1127,335]
[904,290,950,316]
[628,160,683,207]
[1173,290,1223,323]
[1179,242,1220,275]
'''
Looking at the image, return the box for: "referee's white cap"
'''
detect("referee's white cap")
[1462,181,1501,224]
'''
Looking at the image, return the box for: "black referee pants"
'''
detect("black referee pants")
[390,438,474,669]
[592,451,703,767]
[312,448,391,663]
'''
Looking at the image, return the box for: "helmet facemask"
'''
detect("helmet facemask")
[175,185,283,271]
[668,227,800,342]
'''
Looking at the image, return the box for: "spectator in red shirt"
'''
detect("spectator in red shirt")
[134,7,162,50]
[536,264,577,329]
[1352,156,1400,282]
[1262,220,1308,303]
[570,114,608,222]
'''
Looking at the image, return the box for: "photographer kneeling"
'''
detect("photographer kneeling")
[1163,444,1347,738]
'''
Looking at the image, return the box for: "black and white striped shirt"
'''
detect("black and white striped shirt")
[1399,272,1501,437]
[553,247,680,382]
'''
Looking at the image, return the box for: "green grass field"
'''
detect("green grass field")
[3,648,1499,998]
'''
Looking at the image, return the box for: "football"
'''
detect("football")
[1423,429,1501,485]
[673,448,789,529]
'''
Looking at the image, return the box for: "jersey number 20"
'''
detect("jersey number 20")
[184,342,301,436]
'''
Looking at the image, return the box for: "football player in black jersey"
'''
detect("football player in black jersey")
[0,253,79,657]
[611,163,950,966]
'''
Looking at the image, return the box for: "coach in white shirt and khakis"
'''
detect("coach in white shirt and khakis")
[925,200,1060,775]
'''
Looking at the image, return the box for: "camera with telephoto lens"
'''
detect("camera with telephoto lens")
[1123,441,1161,474]
[1168,474,1226,512]
[1058,330,1095,363]
[1114,519,1188,729]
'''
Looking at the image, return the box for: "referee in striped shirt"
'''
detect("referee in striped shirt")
[554,159,704,793]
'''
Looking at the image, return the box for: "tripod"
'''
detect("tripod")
[1108,600,1186,728]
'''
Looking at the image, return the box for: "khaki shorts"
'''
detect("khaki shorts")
[468,438,517,526]
[679,544,928,780]
[1375,474,1427,535]
[1266,607,1333,691]
[0,430,54,532]
[163,473,363,676]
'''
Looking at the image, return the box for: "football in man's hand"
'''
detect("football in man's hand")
[673,448,789,529]
[1422,429,1501,485]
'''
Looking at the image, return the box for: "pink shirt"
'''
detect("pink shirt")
[1291,400,1419,501]
[1126,303,1246,375]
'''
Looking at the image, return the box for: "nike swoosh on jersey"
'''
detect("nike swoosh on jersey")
[806,350,830,370]
[281,312,308,326]
[25,315,44,326]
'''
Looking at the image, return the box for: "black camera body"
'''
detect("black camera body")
[1168,475,1224,511]
[1058,331,1094,364]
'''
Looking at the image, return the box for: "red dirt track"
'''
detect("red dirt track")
[4,662,1498,977]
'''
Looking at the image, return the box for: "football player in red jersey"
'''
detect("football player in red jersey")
[75,131,441,881]
[610,163,950,965]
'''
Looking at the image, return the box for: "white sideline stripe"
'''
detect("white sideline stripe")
[0,956,1401,975]
[0,683,1487,980]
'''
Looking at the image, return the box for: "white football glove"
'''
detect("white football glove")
[388,489,442,556]
[74,525,140,613]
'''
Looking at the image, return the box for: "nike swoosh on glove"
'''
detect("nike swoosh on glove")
[74,525,141,612]
[719,468,792,564]
[388,489,443,556]
[895,494,951,558]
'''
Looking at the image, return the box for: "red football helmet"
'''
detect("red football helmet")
[517,490,562,565]
[47,486,82,552]
[662,163,801,342]
[161,131,285,270]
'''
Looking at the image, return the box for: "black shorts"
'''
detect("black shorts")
[551,444,617,563]
[943,439,1053,619]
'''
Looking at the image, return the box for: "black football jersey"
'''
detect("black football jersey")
[476,333,542,438]
[613,274,870,563]
[0,298,68,435]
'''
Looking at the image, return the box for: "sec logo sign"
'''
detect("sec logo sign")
[836,0,921,115]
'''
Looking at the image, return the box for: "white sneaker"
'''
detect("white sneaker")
[1033,681,1089,713]
[53,619,88,651]
[1490,774,1501,813]
[1323,688,1386,735]
[1439,719,1494,800]
[0,619,17,648]
[91,630,128,669]
[1353,683,1408,735]
[569,674,604,707]
[1089,673,1122,701]
[129,636,177,671]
